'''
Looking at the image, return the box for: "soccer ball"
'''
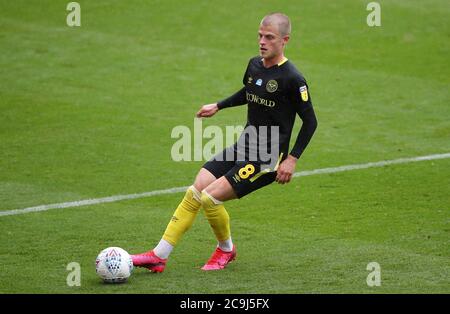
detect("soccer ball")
[95,247,133,283]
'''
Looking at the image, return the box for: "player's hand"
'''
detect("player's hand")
[196,103,219,118]
[276,155,298,184]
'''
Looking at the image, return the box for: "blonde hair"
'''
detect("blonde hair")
[260,13,291,37]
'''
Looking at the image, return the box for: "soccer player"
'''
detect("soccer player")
[131,12,318,272]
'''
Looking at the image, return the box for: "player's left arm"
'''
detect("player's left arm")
[276,79,318,184]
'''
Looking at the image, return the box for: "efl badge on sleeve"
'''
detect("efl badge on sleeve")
[300,85,308,102]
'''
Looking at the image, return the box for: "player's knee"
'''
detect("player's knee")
[200,191,222,210]
[200,191,212,208]
[193,168,216,192]
[187,185,202,203]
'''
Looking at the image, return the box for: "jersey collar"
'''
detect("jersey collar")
[260,57,289,68]
[277,57,288,66]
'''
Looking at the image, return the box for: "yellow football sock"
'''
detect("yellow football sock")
[201,191,231,242]
[162,186,201,246]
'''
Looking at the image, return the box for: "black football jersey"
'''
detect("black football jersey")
[218,56,317,164]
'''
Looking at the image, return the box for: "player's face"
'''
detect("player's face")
[258,24,288,60]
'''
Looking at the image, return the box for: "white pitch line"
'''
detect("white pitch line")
[293,153,450,177]
[1,152,449,217]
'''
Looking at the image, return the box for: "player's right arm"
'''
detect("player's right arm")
[216,87,247,110]
[196,103,219,118]
[196,87,247,118]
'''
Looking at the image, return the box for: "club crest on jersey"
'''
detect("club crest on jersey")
[256,79,263,86]
[266,80,278,93]
[300,85,308,101]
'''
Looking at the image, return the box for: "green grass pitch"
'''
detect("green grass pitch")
[0,0,449,293]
